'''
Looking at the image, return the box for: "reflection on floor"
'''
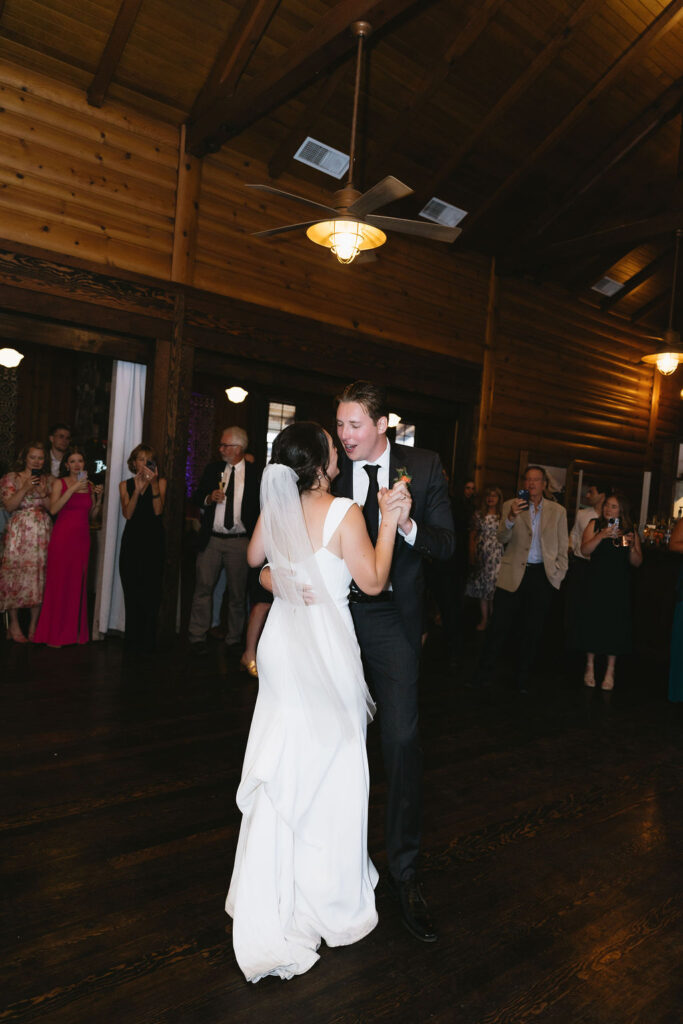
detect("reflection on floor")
[1,630,681,1024]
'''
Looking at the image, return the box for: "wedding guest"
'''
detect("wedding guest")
[0,442,53,642]
[188,428,260,656]
[465,485,503,631]
[32,447,103,647]
[565,478,608,650]
[119,444,166,651]
[239,568,272,678]
[47,423,72,478]
[668,516,683,703]
[477,466,568,693]
[578,491,642,690]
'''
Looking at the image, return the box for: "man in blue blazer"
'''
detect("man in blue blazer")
[334,381,454,942]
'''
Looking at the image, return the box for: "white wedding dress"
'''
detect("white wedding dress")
[226,476,378,983]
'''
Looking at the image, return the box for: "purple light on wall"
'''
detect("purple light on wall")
[186,393,215,499]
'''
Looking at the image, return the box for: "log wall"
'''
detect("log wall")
[0,59,680,515]
[485,279,681,506]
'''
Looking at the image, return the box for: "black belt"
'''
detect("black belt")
[211,531,247,539]
[348,583,393,604]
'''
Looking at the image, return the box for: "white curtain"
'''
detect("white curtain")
[93,360,147,639]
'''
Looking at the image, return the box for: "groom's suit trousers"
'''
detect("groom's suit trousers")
[350,600,422,882]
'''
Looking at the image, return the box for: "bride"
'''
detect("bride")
[226,421,406,983]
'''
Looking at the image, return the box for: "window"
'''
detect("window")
[395,422,415,447]
[267,402,296,460]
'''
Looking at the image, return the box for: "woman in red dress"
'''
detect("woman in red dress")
[32,447,103,648]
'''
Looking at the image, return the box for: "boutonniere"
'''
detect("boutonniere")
[394,466,412,487]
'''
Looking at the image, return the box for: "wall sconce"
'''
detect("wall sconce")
[0,347,24,368]
[387,412,401,428]
[225,386,248,403]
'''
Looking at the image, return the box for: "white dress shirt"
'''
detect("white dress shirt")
[570,507,598,559]
[351,440,416,545]
[211,458,246,535]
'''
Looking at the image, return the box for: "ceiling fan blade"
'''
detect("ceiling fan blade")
[365,214,461,243]
[347,176,414,218]
[246,184,339,219]
[253,220,323,238]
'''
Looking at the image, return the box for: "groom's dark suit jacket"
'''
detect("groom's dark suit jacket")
[334,442,454,649]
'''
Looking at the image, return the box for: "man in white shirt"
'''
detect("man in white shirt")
[570,481,607,559]
[188,427,260,655]
[48,423,71,477]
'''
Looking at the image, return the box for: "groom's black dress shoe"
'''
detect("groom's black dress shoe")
[386,874,437,943]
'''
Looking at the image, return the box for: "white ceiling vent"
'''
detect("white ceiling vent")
[592,276,623,297]
[419,198,468,228]
[293,137,349,179]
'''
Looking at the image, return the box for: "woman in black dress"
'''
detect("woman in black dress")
[119,444,166,650]
[579,491,642,690]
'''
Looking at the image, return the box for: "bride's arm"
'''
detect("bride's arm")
[339,496,401,595]
[247,516,266,567]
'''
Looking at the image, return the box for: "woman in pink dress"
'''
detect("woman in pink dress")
[0,441,54,642]
[32,447,103,648]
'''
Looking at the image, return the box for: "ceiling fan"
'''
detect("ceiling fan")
[246,21,461,265]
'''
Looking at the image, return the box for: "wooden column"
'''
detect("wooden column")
[474,258,498,491]
[171,125,202,286]
[645,367,662,470]
[147,291,194,642]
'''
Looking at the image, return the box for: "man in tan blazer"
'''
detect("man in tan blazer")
[478,465,568,693]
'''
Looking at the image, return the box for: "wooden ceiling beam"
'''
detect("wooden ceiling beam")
[461,0,683,238]
[268,63,348,179]
[527,79,683,243]
[373,0,506,159]
[600,248,673,311]
[421,0,602,205]
[630,289,670,324]
[190,0,281,123]
[87,0,143,108]
[186,0,427,158]
[531,210,683,268]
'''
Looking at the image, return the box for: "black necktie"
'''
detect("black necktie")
[223,466,234,530]
[363,465,380,544]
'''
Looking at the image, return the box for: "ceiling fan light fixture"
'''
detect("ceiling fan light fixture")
[657,352,680,376]
[306,219,386,264]
[641,350,683,375]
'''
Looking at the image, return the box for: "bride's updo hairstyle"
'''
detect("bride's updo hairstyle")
[271,421,331,494]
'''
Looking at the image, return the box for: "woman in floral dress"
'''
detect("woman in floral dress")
[0,441,54,642]
[465,486,504,631]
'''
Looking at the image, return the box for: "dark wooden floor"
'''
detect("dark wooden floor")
[2,627,682,1024]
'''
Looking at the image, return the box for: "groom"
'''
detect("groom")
[334,380,454,942]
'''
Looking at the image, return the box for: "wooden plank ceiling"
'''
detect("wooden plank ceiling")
[0,0,682,337]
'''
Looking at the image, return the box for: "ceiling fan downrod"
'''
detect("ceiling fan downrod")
[346,21,372,197]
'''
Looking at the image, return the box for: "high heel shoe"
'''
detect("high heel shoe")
[601,672,614,691]
[583,669,596,688]
[240,655,258,679]
[9,628,28,644]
